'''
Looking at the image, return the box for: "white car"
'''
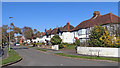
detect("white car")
[16,44,20,46]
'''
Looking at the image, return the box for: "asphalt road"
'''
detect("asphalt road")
[11,46,118,66]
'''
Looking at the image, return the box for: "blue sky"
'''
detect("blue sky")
[2,2,118,32]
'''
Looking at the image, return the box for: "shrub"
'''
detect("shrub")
[89,25,120,47]
[89,25,106,47]
[75,39,80,46]
[50,34,62,45]
[59,44,64,49]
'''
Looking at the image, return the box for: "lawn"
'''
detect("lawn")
[55,53,119,62]
[65,45,75,49]
[59,43,75,50]
[2,48,21,65]
[35,48,48,52]
[28,46,33,48]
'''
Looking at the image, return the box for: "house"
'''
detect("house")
[59,22,74,43]
[50,22,74,43]
[25,11,119,44]
[37,22,74,44]
[71,11,120,43]
[15,36,25,44]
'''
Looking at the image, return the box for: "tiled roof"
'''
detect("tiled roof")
[46,28,52,35]
[42,28,52,36]
[51,22,74,34]
[51,28,58,34]
[15,36,22,38]
[62,22,74,32]
[71,11,120,31]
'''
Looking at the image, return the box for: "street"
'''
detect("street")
[11,46,118,66]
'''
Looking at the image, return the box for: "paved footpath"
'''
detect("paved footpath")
[11,46,118,66]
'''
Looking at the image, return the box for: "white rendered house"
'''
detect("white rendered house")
[71,11,120,43]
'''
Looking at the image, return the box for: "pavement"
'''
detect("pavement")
[10,46,118,66]
[0,46,8,59]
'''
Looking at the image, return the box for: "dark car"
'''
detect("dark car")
[14,43,16,46]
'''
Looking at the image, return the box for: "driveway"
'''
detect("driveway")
[11,46,118,66]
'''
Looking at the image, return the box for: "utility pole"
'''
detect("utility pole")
[9,17,13,52]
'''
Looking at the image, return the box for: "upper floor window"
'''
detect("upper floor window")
[78,29,86,36]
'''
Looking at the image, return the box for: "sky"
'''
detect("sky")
[2,2,118,32]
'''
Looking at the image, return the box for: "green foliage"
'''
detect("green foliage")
[23,28,33,39]
[55,53,119,62]
[13,27,22,34]
[50,34,62,45]
[59,43,75,49]
[75,39,80,46]
[2,25,9,44]
[2,49,21,65]
[88,25,107,47]
[36,48,47,52]
[88,25,120,48]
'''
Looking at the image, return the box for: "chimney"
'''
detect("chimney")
[93,11,100,19]
[67,22,70,32]
[45,28,47,32]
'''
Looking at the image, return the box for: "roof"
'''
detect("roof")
[15,36,22,38]
[62,22,74,32]
[51,22,74,34]
[71,12,120,31]
[42,28,52,36]
[46,28,52,35]
[51,28,58,34]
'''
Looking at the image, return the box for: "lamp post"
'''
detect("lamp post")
[9,17,13,52]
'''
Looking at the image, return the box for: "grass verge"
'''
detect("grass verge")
[65,45,75,49]
[55,53,119,62]
[28,46,33,48]
[35,48,48,52]
[2,49,21,65]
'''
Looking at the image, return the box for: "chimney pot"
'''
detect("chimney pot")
[93,11,100,16]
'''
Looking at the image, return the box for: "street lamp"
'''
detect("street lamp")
[9,17,13,52]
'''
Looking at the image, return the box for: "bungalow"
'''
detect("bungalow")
[71,11,120,43]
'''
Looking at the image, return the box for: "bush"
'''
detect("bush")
[88,25,120,48]
[80,42,89,47]
[75,39,80,46]
[59,44,64,49]
[89,25,106,47]
[59,43,75,49]
[50,34,62,45]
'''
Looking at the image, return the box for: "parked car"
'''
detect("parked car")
[14,43,20,46]
[16,43,20,46]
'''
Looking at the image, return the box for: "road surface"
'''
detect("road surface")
[11,46,118,66]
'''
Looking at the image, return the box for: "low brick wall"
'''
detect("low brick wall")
[77,47,120,57]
